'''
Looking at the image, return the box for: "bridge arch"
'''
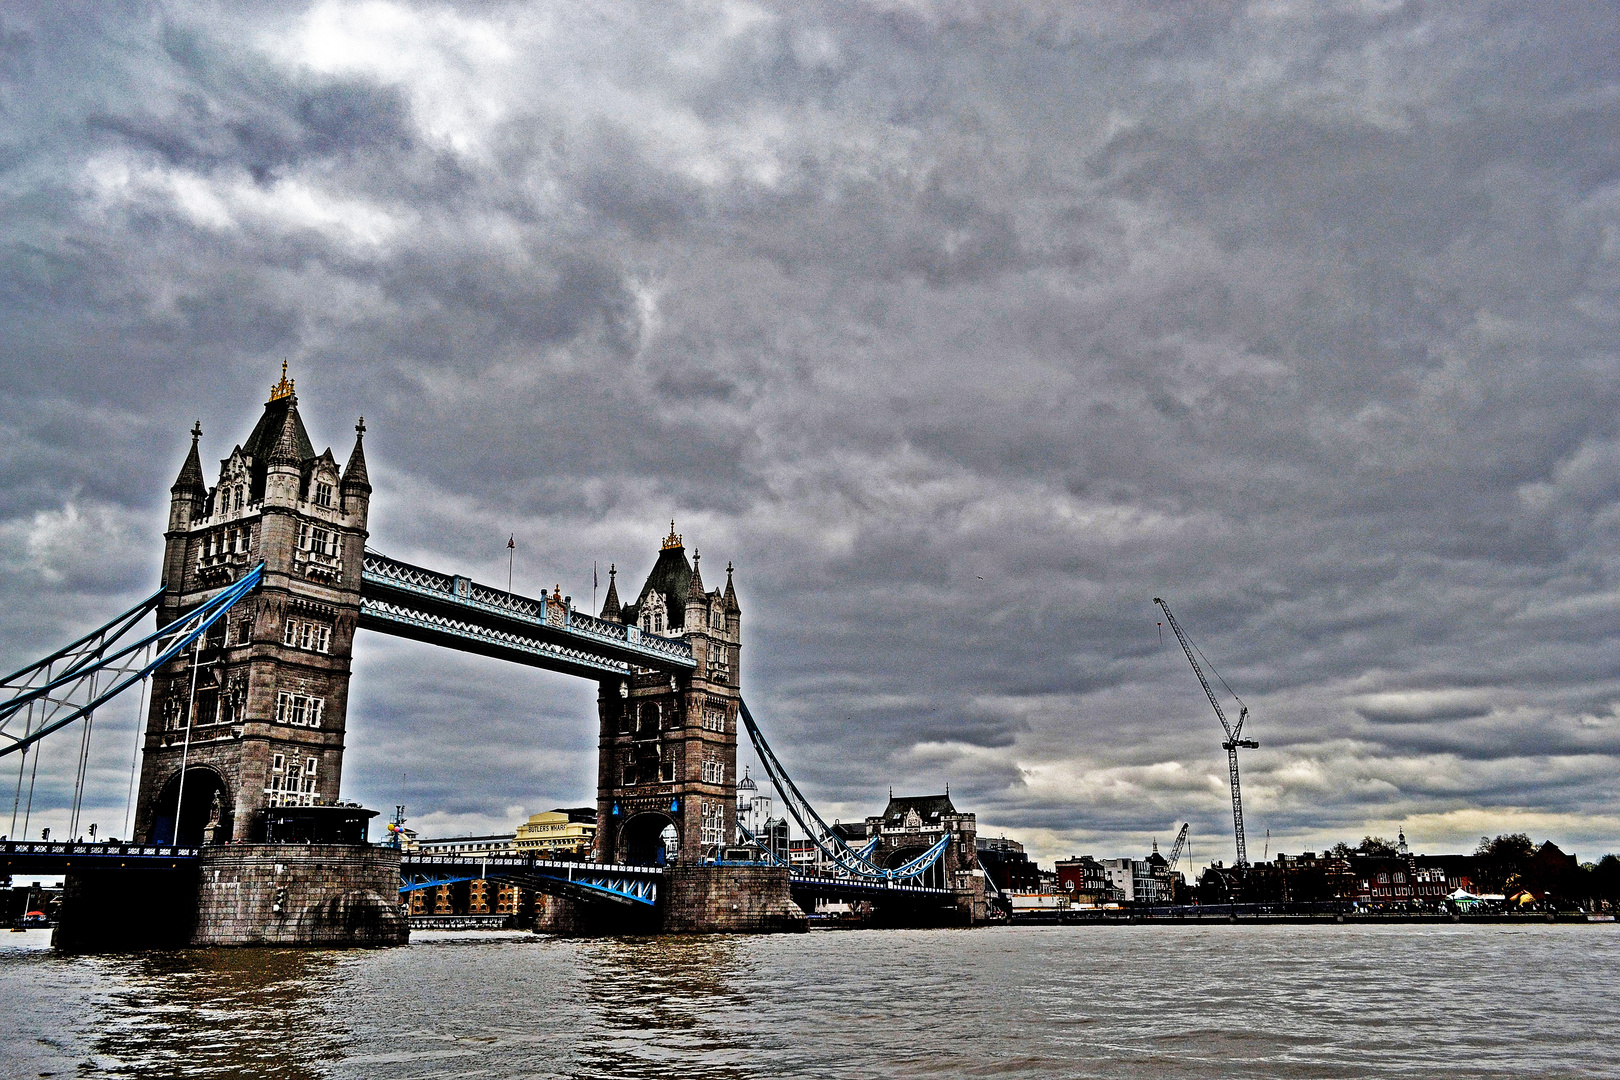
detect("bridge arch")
[148,765,232,846]
[618,811,680,866]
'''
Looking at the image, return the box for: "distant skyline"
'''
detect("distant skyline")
[2,2,1618,865]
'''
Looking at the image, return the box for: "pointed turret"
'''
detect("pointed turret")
[723,561,739,614]
[268,398,302,468]
[171,420,206,499]
[685,550,708,632]
[342,417,371,494]
[264,394,304,507]
[600,564,621,621]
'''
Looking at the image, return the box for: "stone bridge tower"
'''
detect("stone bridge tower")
[133,367,370,845]
[593,524,742,865]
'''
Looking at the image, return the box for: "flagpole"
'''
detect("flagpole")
[593,560,598,616]
[508,534,515,593]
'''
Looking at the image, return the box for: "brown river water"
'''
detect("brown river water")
[2,923,1617,1079]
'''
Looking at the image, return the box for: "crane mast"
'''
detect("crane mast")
[1154,597,1259,869]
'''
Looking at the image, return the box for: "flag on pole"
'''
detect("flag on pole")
[507,535,515,550]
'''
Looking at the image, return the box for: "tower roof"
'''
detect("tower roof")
[723,561,739,614]
[342,417,371,493]
[621,524,693,631]
[600,564,621,620]
[171,421,206,497]
[878,793,958,824]
[238,390,315,500]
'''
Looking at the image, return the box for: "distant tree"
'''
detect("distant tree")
[1474,833,1535,893]
[1327,842,1354,858]
[1356,836,1398,857]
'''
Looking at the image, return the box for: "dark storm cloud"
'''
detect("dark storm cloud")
[1,0,1617,863]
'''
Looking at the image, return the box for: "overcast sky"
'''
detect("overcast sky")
[2,1,1618,866]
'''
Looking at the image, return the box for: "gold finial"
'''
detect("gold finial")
[551,583,563,602]
[662,519,682,549]
[269,360,295,401]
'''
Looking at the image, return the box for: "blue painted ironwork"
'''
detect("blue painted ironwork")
[0,565,265,759]
[360,551,694,677]
[738,697,953,883]
[399,853,660,907]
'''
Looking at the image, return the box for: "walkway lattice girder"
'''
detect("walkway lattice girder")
[359,552,695,680]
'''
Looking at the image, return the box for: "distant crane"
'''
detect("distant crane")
[1154,597,1259,869]
[1164,822,1190,878]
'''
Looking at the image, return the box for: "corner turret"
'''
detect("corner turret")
[341,417,371,524]
[264,395,304,507]
[169,421,207,531]
[684,550,708,632]
[600,564,621,621]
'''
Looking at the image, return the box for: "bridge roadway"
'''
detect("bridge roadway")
[400,852,661,907]
[401,854,962,911]
[3,841,964,916]
[359,552,696,679]
[2,840,200,874]
[788,873,959,907]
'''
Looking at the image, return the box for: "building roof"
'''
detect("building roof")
[877,793,958,824]
[551,807,598,824]
[239,394,316,499]
[621,528,694,631]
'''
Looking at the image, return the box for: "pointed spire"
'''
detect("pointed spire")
[268,397,302,468]
[687,549,705,600]
[171,420,206,496]
[601,564,621,620]
[662,519,682,550]
[723,560,739,613]
[342,416,371,493]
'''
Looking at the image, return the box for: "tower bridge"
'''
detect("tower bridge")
[1,369,987,946]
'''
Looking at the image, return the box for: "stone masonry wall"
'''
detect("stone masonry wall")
[192,843,406,946]
[660,865,807,934]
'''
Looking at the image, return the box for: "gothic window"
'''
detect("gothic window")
[282,619,331,652]
[272,753,285,773]
[275,691,324,728]
[701,759,725,784]
[315,482,333,508]
[700,800,724,848]
[660,760,676,783]
[236,619,251,645]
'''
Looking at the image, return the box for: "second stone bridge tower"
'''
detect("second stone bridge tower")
[593,524,742,865]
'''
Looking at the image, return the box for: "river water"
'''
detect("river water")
[1,923,1616,1079]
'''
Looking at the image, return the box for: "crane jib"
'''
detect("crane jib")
[1153,596,1256,870]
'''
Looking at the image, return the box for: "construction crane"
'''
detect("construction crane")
[1164,822,1190,878]
[1154,597,1259,868]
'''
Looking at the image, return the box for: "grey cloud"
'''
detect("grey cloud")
[1,1,1618,863]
